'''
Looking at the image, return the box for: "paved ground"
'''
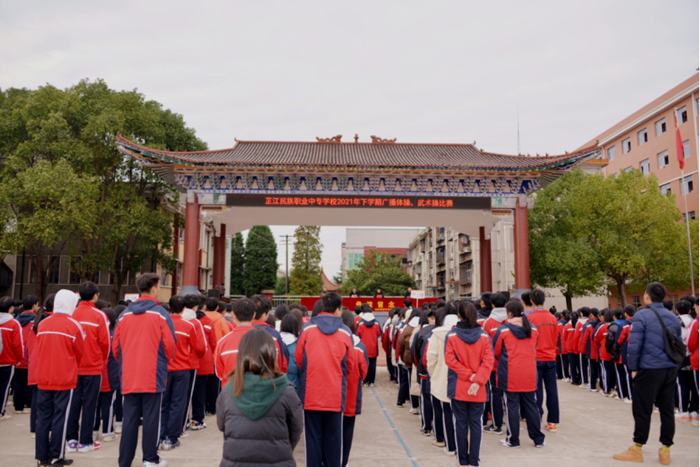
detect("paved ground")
[1,367,698,466]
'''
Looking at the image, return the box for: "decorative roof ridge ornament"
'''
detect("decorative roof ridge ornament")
[371,135,397,144]
[354,134,359,143]
[316,135,342,143]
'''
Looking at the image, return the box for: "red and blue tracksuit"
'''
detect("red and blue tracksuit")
[411,324,435,434]
[382,320,396,382]
[94,327,120,437]
[557,319,570,380]
[342,336,368,467]
[594,323,615,395]
[616,318,633,400]
[688,319,699,396]
[445,324,494,467]
[296,312,355,467]
[252,320,289,373]
[193,312,219,423]
[493,322,544,447]
[356,315,381,384]
[564,321,579,384]
[0,312,23,418]
[580,318,601,390]
[528,308,560,425]
[482,308,507,430]
[13,311,36,412]
[573,318,589,385]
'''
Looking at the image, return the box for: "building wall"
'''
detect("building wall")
[342,228,424,278]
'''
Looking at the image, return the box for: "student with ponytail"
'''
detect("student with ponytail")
[566,311,581,386]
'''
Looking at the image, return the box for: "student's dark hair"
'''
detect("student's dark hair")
[458,301,479,328]
[22,295,39,311]
[135,273,160,293]
[521,292,532,307]
[490,293,507,308]
[289,303,302,311]
[322,292,342,314]
[79,281,100,301]
[218,301,227,312]
[530,289,545,307]
[681,295,698,308]
[0,296,14,314]
[554,311,562,320]
[169,296,185,314]
[95,299,109,310]
[290,309,304,333]
[444,301,458,317]
[265,314,276,327]
[404,298,413,308]
[206,297,220,312]
[354,306,362,315]
[418,310,431,326]
[251,294,272,319]
[480,293,492,308]
[103,308,117,330]
[280,314,299,337]
[43,294,55,312]
[613,308,624,320]
[662,300,674,311]
[434,308,446,327]
[312,299,324,317]
[590,308,600,318]
[341,310,356,334]
[623,305,636,318]
[506,300,532,338]
[32,306,52,334]
[675,301,692,315]
[161,303,170,312]
[580,306,590,317]
[603,309,614,323]
[408,308,421,322]
[646,282,667,303]
[570,310,580,328]
[183,294,200,310]
[421,303,429,310]
[198,294,208,308]
[562,310,570,321]
[233,298,256,322]
[228,329,281,398]
[275,304,290,321]
[226,304,233,313]
[436,299,446,308]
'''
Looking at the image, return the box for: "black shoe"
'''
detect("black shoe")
[396,403,404,408]
[50,459,74,466]
[37,461,50,467]
[484,425,503,435]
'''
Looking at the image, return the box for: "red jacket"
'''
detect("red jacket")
[381,322,392,353]
[356,317,382,358]
[72,301,110,375]
[580,320,601,359]
[493,323,539,392]
[594,323,611,361]
[170,315,204,372]
[344,337,368,417]
[215,325,256,386]
[16,311,37,369]
[197,314,218,375]
[558,320,567,355]
[564,322,577,353]
[482,309,507,372]
[113,297,177,394]
[0,314,23,366]
[204,311,231,345]
[687,319,698,371]
[35,314,85,391]
[27,328,39,386]
[185,317,207,370]
[252,320,289,373]
[296,313,355,412]
[572,319,587,355]
[445,326,494,402]
[527,309,558,362]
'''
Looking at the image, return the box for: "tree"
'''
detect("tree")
[229,232,246,296]
[332,269,343,286]
[341,250,416,297]
[275,276,287,296]
[243,226,278,296]
[289,226,323,296]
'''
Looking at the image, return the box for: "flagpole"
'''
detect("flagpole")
[681,168,696,296]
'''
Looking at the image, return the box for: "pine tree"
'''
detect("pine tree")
[289,226,323,295]
[243,226,278,296]
[229,232,245,295]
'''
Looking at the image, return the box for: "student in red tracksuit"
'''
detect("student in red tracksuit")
[341,311,369,467]
[574,307,591,387]
[180,298,208,435]
[13,295,38,414]
[594,310,615,396]
[0,295,23,420]
[113,273,176,467]
[565,311,580,385]
[383,309,398,383]
[481,293,508,435]
[616,305,635,402]
[445,301,494,467]
[66,281,110,453]
[28,296,54,436]
[93,308,120,443]
[160,296,204,451]
[492,299,545,449]
[34,289,85,467]
[688,317,699,426]
[250,294,289,373]
[356,309,382,386]
[580,309,601,392]
[527,289,560,432]
[192,304,218,428]
[557,310,571,381]
[296,292,355,467]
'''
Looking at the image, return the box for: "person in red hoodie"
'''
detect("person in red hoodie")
[159,296,204,451]
[65,281,110,453]
[688,317,699,427]
[341,310,368,467]
[13,294,39,415]
[527,289,560,432]
[565,311,580,385]
[594,310,615,396]
[250,295,289,373]
[0,295,23,421]
[481,292,508,435]
[179,295,208,435]
[34,289,85,467]
[113,273,176,467]
[492,299,545,449]
[191,299,219,428]
[28,296,54,436]
[580,309,602,392]
[445,301,494,467]
[296,292,355,467]
[356,308,381,386]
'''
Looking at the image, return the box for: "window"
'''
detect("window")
[660,183,672,195]
[640,159,650,175]
[47,256,60,284]
[637,128,648,146]
[677,106,688,124]
[496,230,501,250]
[668,294,678,303]
[622,138,631,153]
[348,253,364,271]
[631,295,641,308]
[657,150,669,169]
[683,211,697,222]
[179,229,185,243]
[655,118,666,136]
[623,166,633,173]
[607,146,616,161]
[682,175,694,195]
[683,140,690,159]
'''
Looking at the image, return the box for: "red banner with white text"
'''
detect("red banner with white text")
[300,296,438,313]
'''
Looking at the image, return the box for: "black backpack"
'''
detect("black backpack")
[648,307,687,365]
[606,323,619,359]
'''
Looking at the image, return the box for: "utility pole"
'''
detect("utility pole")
[280,234,290,294]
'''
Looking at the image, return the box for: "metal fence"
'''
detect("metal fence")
[228,295,305,307]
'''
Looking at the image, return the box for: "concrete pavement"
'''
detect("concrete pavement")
[1,367,698,466]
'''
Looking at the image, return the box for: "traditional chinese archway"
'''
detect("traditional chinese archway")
[116,134,601,297]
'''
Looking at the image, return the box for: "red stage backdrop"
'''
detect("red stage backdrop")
[300,296,438,312]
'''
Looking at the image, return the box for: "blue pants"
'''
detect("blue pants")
[431,395,444,443]
[30,385,38,433]
[341,415,355,467]
[503,391,545,447]
[439,400,456,453]
[12,367,30,410]
[0,365,14,417]
[386,351,396,382]
[363,357,377,384]
[536,361,559,424]
[616,363,632,400]
[94,390,117,435]
[66,374,101,445]
[161,370,190,442]
[35,388,73,462]
[119,392,163,467]
[180,369,197,433]
[589,358,600,390]
[580,354,589,385]
[304,410,342,467]
[452,400,484,467]
[397,365,410,406]
[192,374,208,424]
[419,378,433,433]
[488,372,503,429]
[569,353,581,385]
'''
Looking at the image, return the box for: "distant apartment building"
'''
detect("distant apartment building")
[341,228,424,278]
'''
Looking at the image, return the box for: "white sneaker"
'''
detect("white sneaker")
[144,461,167,467]
[624,398,633,404]
[409,408,420,415]
[1,414,11,420]
[93,430,101,441]
[115,424,122,434]
[102,433,118,442]
[675,412,690,420]
[443,447,456,456]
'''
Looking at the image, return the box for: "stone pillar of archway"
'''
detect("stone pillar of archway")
[479,226,492,293]
[212,223,226,292]
[181,192,201,296]
[513,196,531,293]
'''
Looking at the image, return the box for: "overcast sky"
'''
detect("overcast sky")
[1,1,698,278]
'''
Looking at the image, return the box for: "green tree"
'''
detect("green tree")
[332,269,343,286]
[341,249,416,296]
[289,226,323,295]
[275,276,287,296]
[243,226,278,296]
[229,232,246,295]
